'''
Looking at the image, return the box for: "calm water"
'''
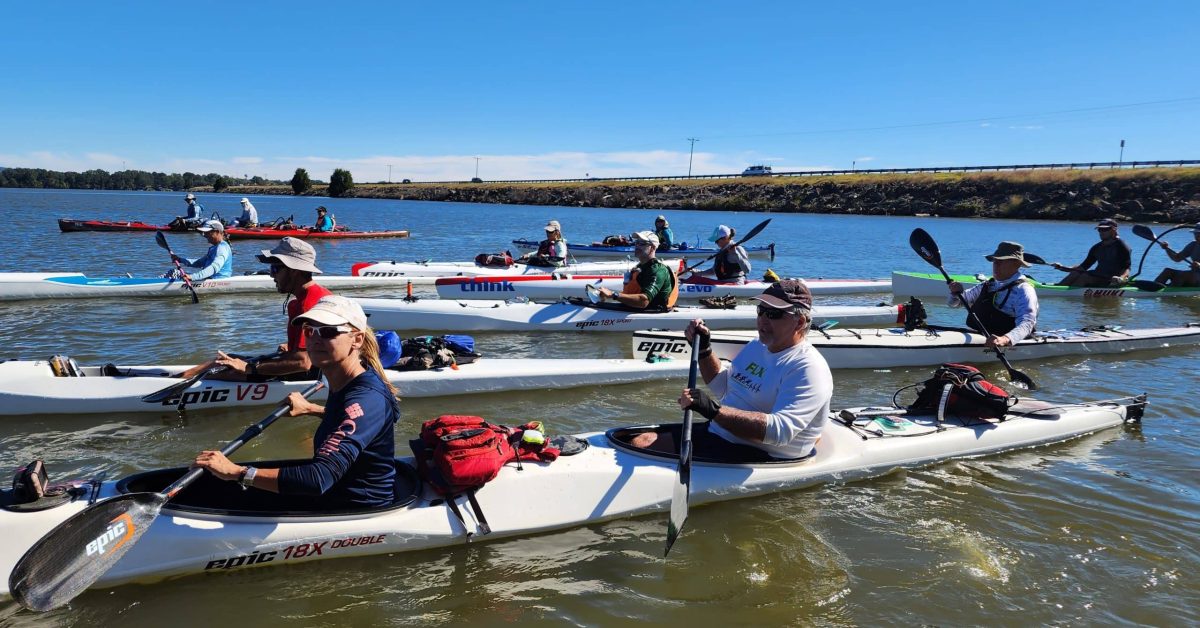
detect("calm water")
[0,189,1196,626]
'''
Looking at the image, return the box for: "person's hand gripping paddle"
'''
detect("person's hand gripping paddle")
[155,231,199,304]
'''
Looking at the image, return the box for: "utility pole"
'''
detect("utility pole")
[852,160,856,172]
[474,156,481,179]
[1118,140,1125,165]
[687,138,699,177]
[387,164,393,183]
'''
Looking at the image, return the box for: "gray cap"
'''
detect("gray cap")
[257,237,322,274]
[196,219,224,233]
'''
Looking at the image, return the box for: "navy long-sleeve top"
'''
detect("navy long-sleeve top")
[277,369,397,508]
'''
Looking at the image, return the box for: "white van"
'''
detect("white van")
[741,165,773,176]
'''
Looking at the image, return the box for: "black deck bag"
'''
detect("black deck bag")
[393,335,482,370]
[474,252,513,267]
[909,363,1017,419]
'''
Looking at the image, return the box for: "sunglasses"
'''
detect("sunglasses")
[302,324,354,339]
[756,305,796,320]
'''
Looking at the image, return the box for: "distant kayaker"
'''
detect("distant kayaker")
[689,224,751,285]
[520,220,568,266]
[654,215,675,250]
[193,295,400,509]
[1153,222,1200,286]
[1052,218,1131,286]
[595,231,678,311]
[234,197,259,228]
[171,193,205,229]
[175,237,331,381]
[948,241,1039,348]
[167,219,233,282]
[630,280,832,460]
[315,206,336,232]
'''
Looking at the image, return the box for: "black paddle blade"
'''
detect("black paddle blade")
[1131,224,1157,241]
[908,229,943,268]
[664,437,692,557]
[1130,279,1167,292]
[739,218,772,244]
[10,493,166,612]
[1022,253,1049,266]
[154,231,170,250]
[140,366,225,403]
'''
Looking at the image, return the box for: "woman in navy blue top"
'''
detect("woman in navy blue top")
[194,295,399,509]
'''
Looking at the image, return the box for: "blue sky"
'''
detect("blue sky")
[3,1,1197,181]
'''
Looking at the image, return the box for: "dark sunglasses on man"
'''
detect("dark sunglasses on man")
[756,305,797,320]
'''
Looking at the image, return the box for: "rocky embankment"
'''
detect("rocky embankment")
[233,169,1200,223]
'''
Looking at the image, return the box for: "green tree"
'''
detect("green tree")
[291,168,312,194]
[213,175,229,192]
[328,168,354,197]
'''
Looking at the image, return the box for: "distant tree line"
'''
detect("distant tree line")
[0,168,284,191]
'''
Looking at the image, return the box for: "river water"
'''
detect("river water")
[0,189,1196,626]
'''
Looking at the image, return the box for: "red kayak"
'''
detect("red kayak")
[58,219,409,239]
[224,226,410,239]
[58,219,191,233]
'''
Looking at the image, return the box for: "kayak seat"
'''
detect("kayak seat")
[116,459,422,517]
[606,423,817,466]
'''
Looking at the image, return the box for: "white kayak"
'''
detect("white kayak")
[0,358,689,416]
[631,324,1200,368]
[0,272,411,301]
[511,238,778,260]
[357,298,903,332]
[892,271,1200,299]
[0,396,1144,602]
[350,259,682,285]
[434,275,893,301]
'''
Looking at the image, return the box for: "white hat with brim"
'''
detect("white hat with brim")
[257,237,323,274]
[185,193,196,201]
[544,220,561,232]
[290,295,367,331]
[240,198,250,204]
[708,225,732,242]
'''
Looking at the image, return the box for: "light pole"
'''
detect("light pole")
[852,160,856,172]
[474,157,481,179]
[687,138,699,177]
[387,164,393,183]
[1118,140,1125,165]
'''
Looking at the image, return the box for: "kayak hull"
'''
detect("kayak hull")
[357,298,902,332]
[0,397,1139,600]
[0,273,413,301]
[631,324,1200,368]
[512,239,777,260]
[350,260,678,285]
[0,358,690,415]
[893,271,1200,299]
[224,227,409,239]
[434,276,892,301]
[57,219,184,233]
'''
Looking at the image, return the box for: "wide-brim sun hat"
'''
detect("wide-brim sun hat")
[257,236,323,274]
[984,241,1031,267]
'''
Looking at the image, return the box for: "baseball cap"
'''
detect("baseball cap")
[752,279,812,311]
[544,220,561,232]
[1095,218,1119,230]
[708,225,733,242]
[291,295,368,331]
[196,219,224,233]
[632,231,660,246]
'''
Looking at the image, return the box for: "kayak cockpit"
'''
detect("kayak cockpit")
[605,424,818,466]
[116,459,422,518]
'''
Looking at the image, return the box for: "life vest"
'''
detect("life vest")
[623,258,679,310]
[714,247,745,281]
[966,278,1029,337]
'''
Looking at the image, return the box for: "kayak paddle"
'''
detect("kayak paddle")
[9,378,326,612]
[680,219,772,276]
[1022,253,1166,292]
[665,333,702,557]
[140,351,283,405]
[1129,223,1195,282]
[155,231,199,304]
[908,228,1037,391]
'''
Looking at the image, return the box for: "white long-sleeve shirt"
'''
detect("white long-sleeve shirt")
[947,272,1039,344]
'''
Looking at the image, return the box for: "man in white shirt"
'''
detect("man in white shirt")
[235,198,258,227]
[948,241,1039,348]
[631,280,832,460]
